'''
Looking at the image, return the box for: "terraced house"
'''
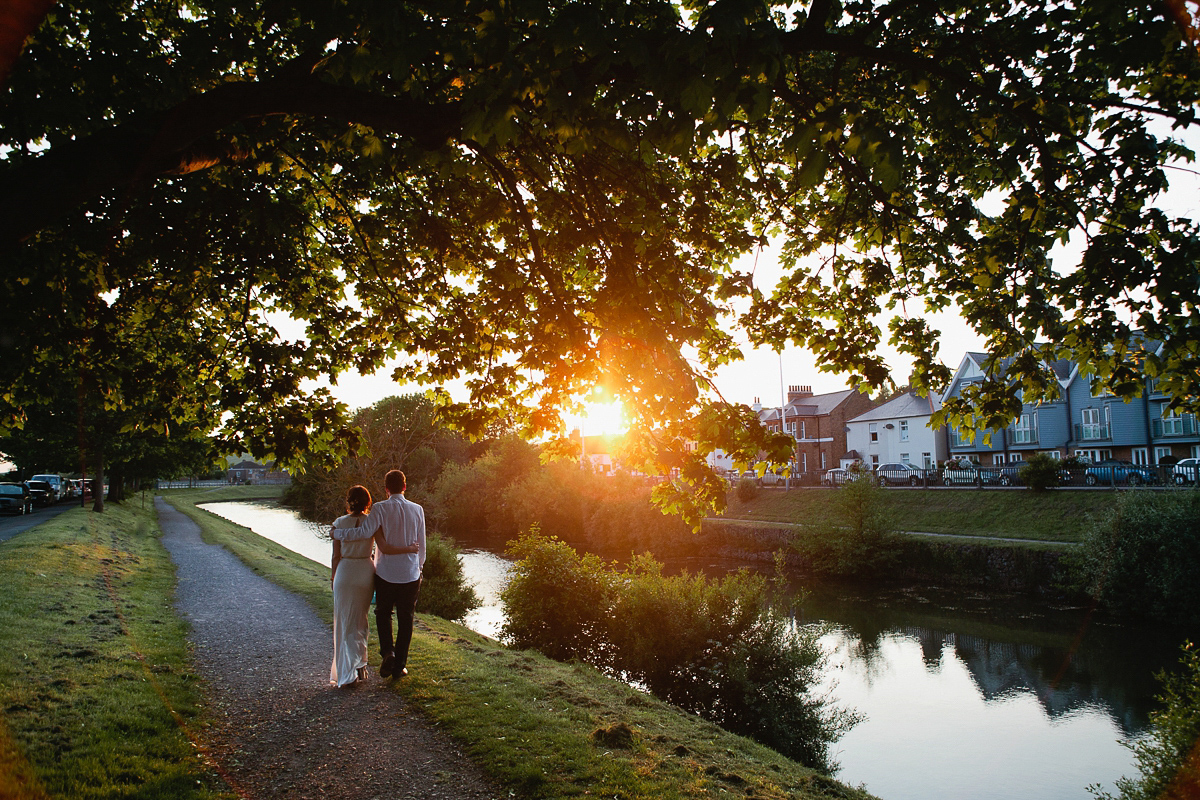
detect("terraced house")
[942,349,1200,468]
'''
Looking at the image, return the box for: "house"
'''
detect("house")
[756,385,877,478]
[846,391,946,470]
[941,346,1200,467]
[227,459,291,484]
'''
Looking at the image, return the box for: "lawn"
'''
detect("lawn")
[723,486,1121,542]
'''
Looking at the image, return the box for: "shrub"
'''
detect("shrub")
[736,476,760,502]
[415,533,481,622]
[1077,491,1200,623]
[1019,452,1062,491]
[500,531,857,773]
[1091,641,1200,800]
[792,474,900,576]
[500,529,616,664]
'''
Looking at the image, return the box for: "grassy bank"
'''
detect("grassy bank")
[0,504,230,799]
[164,490,875,799]
[723,486,1119,543]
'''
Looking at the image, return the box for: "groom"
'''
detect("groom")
[357,469,426,678]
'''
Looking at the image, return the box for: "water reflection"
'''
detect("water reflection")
[198,501,1199,800]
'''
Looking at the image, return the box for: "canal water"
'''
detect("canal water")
[199,500,1190,800]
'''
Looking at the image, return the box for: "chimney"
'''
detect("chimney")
[751,396,762,412]
[787,384,814,402]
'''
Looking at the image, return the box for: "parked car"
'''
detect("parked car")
[24,480,52,506]
[875,462,933,486]
[1083,459,1159,486]
[941,461,999,486]
[824,467,876,486]
[1172,457,1200,486]
[29,474,66,503]
[0,482,33,515]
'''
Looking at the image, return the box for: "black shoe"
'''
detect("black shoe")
[380,653,395,679]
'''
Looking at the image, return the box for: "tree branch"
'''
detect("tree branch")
[0,75,462,246]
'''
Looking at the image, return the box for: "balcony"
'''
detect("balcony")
[1151,414,1198,438]
[1075,423,1111,442]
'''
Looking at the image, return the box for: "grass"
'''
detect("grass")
[163,490,877,800]
[723,486,1120,543]
[0,503,232,799]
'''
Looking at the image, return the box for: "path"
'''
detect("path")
[155,497,501,800]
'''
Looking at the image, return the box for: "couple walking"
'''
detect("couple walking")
[329,469,426,687]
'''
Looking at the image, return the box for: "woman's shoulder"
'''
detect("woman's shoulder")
[332,513,361,528]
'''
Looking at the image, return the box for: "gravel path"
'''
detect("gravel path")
[156,497,502,800]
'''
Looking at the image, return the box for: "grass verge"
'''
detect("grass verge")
[0,503,232,799]
[164,491,875,800]
[724,487,1119,542]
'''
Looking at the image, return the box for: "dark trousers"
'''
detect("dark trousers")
[374,575,421,667]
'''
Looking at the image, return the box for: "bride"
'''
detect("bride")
[329,484,415,687]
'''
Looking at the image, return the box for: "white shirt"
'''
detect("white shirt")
[333,493,425,584]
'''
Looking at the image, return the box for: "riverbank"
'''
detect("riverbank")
[0,487,873,799]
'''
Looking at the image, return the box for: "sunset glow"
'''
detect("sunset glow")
[568,398,627,436]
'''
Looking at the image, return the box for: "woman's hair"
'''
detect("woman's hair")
[345,484,372,515]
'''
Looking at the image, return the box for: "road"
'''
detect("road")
[0,500,80,544]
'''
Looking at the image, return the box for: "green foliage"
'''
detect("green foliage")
[500,532,857,772]
[1091,642,1200,800]
[4,0,1200,522]
[500,530,616,665]
[792,475,901,576]
[1019,452,1063,492]
[416,533,480,622]
[1078,491,1200,623]
[736,476,761,502]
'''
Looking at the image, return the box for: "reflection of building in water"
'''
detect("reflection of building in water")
[895,626,1146,734]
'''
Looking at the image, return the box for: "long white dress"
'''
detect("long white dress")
[330,514,375,687]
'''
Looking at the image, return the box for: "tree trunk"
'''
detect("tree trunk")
[92,451,105,513]
[107,464,125,503]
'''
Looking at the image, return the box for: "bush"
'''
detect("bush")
[500,529,616,664]
[415,533,481,622]
[792,474,900,576]
[1077,491,1200,623]
[1091,641,1200,800]
[735,476,760,502]
[500,531,857,772]
[1019,452,1062,491]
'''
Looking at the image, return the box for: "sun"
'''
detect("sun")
[568,398,627,436]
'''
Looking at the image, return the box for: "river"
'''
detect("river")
[199,500,1191,800]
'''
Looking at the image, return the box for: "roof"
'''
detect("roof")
[848,392,940,423]
[229,460,266,470]
[758,388,862,422]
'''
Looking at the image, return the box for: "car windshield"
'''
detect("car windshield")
[0,485,21,495]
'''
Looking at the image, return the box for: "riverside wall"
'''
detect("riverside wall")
[696,518,1075,597]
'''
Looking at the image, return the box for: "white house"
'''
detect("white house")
[845,391,946,470]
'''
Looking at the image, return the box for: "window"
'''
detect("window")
[952,426,974,447]
[1193,445,1200,460]
[1011,412,1037,444]
[1080,408,1104,440]
[869,423,878,442]
[799,421,807,440]
[871,454,879,466]
[821,452,827,470]
[1163,409,1185,436]
[994,454,1006,465]
[922,452,933,469]
[1008,453,1024,462]
[1132,448,1148,466]
[1075,448,1112,463]
[899,419,909,441]
[1155,447,1173,464]
[900,453,910,464]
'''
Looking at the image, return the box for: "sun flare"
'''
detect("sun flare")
[568,399,627,436]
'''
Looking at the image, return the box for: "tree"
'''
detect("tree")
[2,0,1197,520]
